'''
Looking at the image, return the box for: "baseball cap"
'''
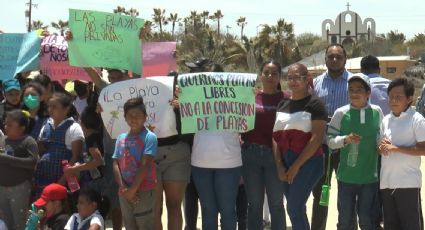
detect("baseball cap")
[3,79,21,92]
[349,73,371,90]
[34,183,68,207]
[184,57,210,69]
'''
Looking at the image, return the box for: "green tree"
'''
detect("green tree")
[113,6,126,14]
[152,8,168,35]
[50,20,68,36]
[236,17,247,39]
[387,30,406,45]
[201,11,209,28]
[257,19,295,66]
[31,20,45,30]
[168,13,180,37]
[210,10,224,35]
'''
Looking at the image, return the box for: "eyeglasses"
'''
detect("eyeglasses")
[287,76,306,82]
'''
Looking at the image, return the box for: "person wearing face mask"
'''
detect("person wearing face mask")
[21,82,47,139]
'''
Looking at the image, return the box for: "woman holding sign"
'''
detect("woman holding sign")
[189,64,242,230]
[272,63,327,229]
[240,60,287,230]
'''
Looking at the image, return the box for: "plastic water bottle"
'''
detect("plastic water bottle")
[25,204,44,230]
[347,143,359,167]
[62,160,80,192]
[83,152,101,180]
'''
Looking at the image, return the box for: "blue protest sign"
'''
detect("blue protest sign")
[0,32,40,80]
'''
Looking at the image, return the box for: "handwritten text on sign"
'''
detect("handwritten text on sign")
[40,35,92,81]
[0,32,40,80]
[177,72,257,133]
[68,9,144,74]
[98,77,177,139]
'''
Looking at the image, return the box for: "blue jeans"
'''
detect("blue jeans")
[337,181,378,230]
[192,166,242,230]
[241,142,285,230]
[283,150,323,230]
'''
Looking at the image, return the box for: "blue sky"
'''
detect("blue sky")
[1,0,424,39]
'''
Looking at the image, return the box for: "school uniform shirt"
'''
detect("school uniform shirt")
[380,107,425,189]
[272,95,327,156]
[327,104,383,184]
[192,131,242,168]
[64,210,104,230]
[38,117,85,150]
[73,97,88,117]
[113,129,158,191]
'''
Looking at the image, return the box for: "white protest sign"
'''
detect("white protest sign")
[98,77,177,139]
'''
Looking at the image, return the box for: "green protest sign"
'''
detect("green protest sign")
[178,72,257,134]
[68,9,144,74]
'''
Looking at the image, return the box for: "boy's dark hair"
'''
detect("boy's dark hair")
[387,77,415,98]
[81,106,102,130]
[124,97,146,117]
[22,81,43,97]
[361,55,380,74]
[79,187,110,218]
[6,109,30,134]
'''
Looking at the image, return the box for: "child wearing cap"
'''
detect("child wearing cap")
[378,78,425,229]
[34,183,70,230]
[0,110,38,230]
[0,79,22,130]
[327,73,383,229]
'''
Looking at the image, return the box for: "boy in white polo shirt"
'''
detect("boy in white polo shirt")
[379,78,425,230]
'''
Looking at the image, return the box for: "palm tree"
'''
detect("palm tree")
[152,8,167,35]
[190,11,198,29]
[256,18,295,66]
[183,17,189,35]
[51,20,68,36]
[211,10,224,35]
[168,13,180,37]
[126,8,139,17]
[201,11,209,28]
[113,6,126,14]
[31,20,45,30]
[236,16,247,39]
[142,20,153,40]
[387,30,406,45]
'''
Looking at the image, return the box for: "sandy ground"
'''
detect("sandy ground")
[106,162,425,229]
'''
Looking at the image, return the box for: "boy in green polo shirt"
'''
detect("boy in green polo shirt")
[327,73,383,229]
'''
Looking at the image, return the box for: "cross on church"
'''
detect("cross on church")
[346,2,351,11]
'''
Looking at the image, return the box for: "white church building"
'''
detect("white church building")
[322,3,376,45]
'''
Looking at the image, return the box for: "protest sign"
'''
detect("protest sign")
[98,77,177,139]
[40,35,92,82]
[68,9,144,74]
[0,32,40,80]
[177,72,257,133]
[142,42,177,77]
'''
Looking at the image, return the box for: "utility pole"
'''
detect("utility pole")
[26,0,37,32]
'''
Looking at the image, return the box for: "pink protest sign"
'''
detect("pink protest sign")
[40,35,91,81]
[142,42,177,77]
